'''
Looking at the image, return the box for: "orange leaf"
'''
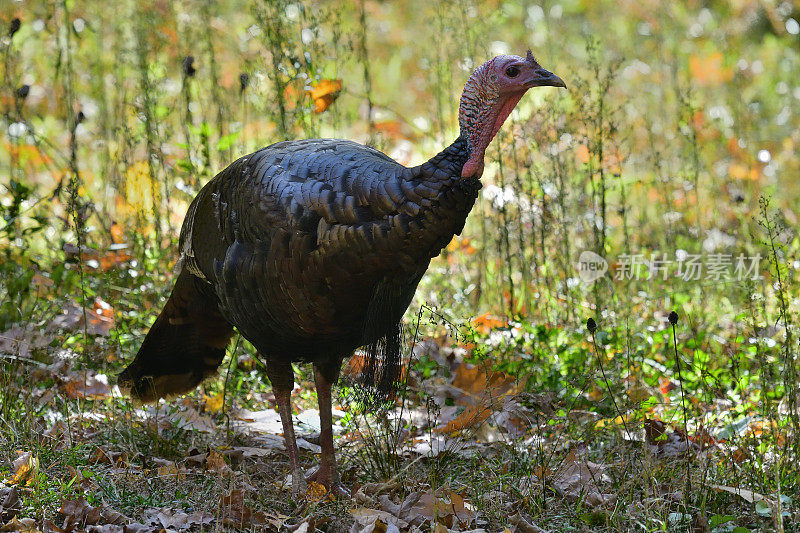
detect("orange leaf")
[306,79,342,113]
[435,402,493,434]
[471,313,506,334]
[688,52,732,86]
[575,144,590,164]
[110,222,125,244]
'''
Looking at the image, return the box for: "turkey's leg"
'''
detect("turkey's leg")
[307,359,349,496]
[265,357,305,495]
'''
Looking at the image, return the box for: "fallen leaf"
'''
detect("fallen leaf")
[306,481,329,502]
[205,449,230,474]
[552,454,616,507]
[0,326,54,358]
[229,445,281,458]
[234,408,283,434]
[219,489,284,528]
[377,490,474,528]
[63,371,111,400]
[155,461,186,481]
[644,418,667,443]
[0,487,21,521]
[0,517,40,533]
[49,300,114,337]
[151,404,216,433]
[435,402,493,434]
[59,497,128,527]
[350,508,409,529]
[434,362,518,434]
[143,507,214,530]
[203,392,225,414]
[4,452,37,487]
[451,362,516,399]
[509,512,548,533]
[89,448,128,468]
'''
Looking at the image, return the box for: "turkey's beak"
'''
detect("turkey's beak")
[523,68,566,89]
[524,49,566,89]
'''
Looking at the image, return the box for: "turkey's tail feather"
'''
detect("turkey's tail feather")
[117,270,234,402]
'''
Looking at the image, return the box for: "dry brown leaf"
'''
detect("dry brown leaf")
[143,507,214,530]
[350,508,409,529]
[509,512,548,533]
[228,445,281,458]
[350,518,402,533]
[377,490,474,528]
[435,403,493,434]
[0,517,40,533]
[63,371,111,400]
[205,449,230,474]
[306,481,330,502]
[88,448,129,471]
[50,300,114,337]
[59,497,128,527]
[434,362,518,434]
[0,487,21,522]
[0,326,54,358]
[553,454,616,508]
[219,489,285,528]
[153,405,216,433]
[377,492,423,525]
[451,363,516,400]
[155,461,186,481]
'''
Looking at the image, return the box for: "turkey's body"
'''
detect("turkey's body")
[186,137,476,364]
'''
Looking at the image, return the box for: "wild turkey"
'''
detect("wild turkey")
[118,50,564,495]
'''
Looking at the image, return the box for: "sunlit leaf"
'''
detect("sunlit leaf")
[306,78,342,113]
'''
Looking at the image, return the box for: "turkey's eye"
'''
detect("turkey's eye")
[505,65,520,78]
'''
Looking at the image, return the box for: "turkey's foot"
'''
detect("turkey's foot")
[305,466,350,498]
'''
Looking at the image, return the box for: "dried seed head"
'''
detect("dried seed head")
[16,84,29,99]
[239,72,249,94]
[668,311,678,325]
[182,55,196,77]
[9,17,20,38]
[586,317,597,333]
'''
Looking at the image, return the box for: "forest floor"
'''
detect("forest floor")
[0,295,796,532]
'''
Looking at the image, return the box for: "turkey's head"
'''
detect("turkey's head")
[459,50,565,178]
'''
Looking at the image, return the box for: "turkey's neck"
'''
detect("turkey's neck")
[420,135,471,177]
[400,136,481,263]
